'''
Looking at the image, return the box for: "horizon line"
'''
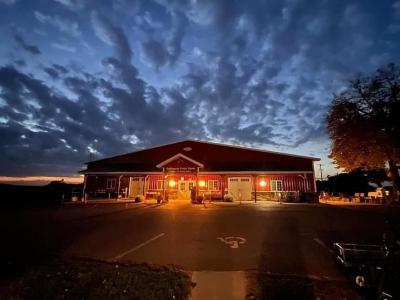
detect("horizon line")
[0,176,84,185]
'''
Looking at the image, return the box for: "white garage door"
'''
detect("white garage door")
[129,177,144,197]
[228,177,252,201]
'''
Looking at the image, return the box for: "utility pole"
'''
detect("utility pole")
[318,164,323,181]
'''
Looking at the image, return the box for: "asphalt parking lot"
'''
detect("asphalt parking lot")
[1,201,390,283]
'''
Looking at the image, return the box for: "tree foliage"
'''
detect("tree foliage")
[317,169,388,195]
[326,63,400,197]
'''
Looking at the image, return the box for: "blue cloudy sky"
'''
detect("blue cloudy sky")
[0,0,399,181]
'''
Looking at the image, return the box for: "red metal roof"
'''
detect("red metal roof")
[82,140,319,173]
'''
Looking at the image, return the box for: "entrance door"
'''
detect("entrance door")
[227,177,252,201]
[129,177,144,198]
[177,180,196,200]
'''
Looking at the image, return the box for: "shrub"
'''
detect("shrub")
[282,192,298,203]
[299,192,319,203]
[5,257,193,300]
[196,195,204,203]
[134,195,145,203]
[223,194,234,202]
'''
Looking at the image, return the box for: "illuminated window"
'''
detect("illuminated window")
[156,180,163,190]
[208,180,219,190]
[106,178,116,189]
[270,180,283,191]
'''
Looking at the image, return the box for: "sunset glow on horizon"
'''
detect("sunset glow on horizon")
[0,176,83,185]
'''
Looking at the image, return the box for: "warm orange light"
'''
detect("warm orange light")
[199,180,206,187]
[168,180,176,188]
[259,180,267,187]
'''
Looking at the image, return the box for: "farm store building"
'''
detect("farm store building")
[80,140,320,202]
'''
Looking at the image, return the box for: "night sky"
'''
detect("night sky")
[0,0,399,182]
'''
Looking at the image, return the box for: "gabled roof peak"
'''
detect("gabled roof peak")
[156,153,204,168]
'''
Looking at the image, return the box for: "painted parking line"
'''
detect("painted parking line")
[313,237,334,254]
[112,233,165,260]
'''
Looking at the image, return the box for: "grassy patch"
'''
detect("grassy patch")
[2,257,193,300]
[246,272,362,300]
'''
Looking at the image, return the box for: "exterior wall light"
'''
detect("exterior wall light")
[259,180,267,187]
[169,180,176,188]
[199,180,206,187]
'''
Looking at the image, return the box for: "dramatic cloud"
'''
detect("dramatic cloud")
[142,39,169,68]
[34,11,81,37]
[43,64,68,79]
[14,34,41,55]
[52,0,85,11]
[90,11,132,62]
[167,11,188,65]
[0,0,17,5]
[0,0,399,177]
[51,42,77,53]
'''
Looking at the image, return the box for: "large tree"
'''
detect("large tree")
[326,63,400,200]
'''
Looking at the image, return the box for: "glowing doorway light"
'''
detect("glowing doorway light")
[169,180,176,188]
[259,180,267,187]
[199,180,206,187]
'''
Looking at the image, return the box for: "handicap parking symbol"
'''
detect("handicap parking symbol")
[217,236,247,249]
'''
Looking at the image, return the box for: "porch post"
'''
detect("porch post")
[254,175,257,203]
[143,176,147,196]
[196,167,199,200]
[304,173,309,192]
[82,174,87,202]
[162,168,166,201]
[312,163,317,193]
[221,175,226,199]
[117,175,123,200]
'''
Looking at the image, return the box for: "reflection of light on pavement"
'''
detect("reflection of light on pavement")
[217,237,247,248]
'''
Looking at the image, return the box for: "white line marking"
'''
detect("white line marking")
[314,238,334,254]
[113,233,165,260]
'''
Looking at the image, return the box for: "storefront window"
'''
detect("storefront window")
[156,180,163,190]
[106,178,116,189]
[270,180,283,191]
[208,180,219,190]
